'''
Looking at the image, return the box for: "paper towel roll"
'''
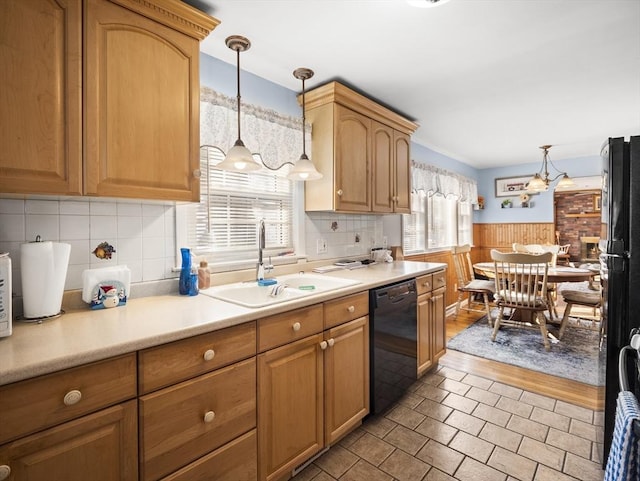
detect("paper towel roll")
[21,241,71,319]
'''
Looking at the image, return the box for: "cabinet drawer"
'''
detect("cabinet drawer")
[432,270,446,290]
[0,353,136,444]
[258,304,323,352]
[139,322,256,394]
[161,429,257,481]
[139,357,256,481]
[416,274,433,295]
[324,291,369,329]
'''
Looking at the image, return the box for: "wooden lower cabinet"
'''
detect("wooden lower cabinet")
[139,358,256,481]
[417,291,434,376]
[324,316,369,445]
[258,334,324,481]
[432,287,447,362]
[257,309,370,481]
[161,429,257,481]
[0,400,137,481]
[417,272,447,377]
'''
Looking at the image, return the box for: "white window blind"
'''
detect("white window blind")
[188,146,295,264]
[402,191,426,253]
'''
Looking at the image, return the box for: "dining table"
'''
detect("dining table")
[473,262,594,284]
[472,262,595,323]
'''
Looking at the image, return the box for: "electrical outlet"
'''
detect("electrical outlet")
[317,238,328,254]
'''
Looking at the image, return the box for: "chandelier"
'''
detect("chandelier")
[527,145,574,192]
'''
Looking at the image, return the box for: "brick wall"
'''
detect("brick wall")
[554,190,602,263]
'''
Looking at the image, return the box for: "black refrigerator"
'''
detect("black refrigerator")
[600,135,640,461]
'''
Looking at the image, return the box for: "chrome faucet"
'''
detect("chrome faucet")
[257,219,273,280]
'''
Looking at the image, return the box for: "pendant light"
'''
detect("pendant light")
[216,35,262,172]
[527,145,574,192]
[287,68,323,181]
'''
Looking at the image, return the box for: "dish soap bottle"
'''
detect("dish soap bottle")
[179,247,192,295]
[198,260,211,289]
[188,263,199,296]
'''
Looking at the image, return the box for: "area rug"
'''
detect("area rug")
[447,312,606,386]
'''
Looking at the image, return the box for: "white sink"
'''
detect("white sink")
[199,274,361,308]
[278,273,361,292]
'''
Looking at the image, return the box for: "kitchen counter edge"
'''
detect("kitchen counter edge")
[0,261,446,385]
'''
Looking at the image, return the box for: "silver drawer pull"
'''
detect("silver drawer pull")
[203,349,215,361]
[204,411,215,423]
[347,305,355,313]
[292,322,301,332]
[0,465,11,481]
[63,389,82,406]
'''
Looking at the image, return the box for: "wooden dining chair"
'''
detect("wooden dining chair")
[490,249,554,351]
[451,245,495,325]
[511,244,560,320]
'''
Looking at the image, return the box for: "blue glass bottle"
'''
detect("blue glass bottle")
[179,248,192,295]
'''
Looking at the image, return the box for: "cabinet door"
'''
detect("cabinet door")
[0,401,137,481]
[0,0,82,195]
[139,358,256,481]
[258,334,324,481]
[372,121,394,213]
[431,287,447,362]
[334,105,371,212]
[394,131,412,213]
[84,0,200,201]
[324,316,369,445]
[417,292,433,377]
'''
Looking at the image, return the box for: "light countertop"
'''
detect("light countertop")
[0,261,446,386]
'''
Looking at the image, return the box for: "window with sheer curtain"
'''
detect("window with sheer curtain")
[177,87,306,269]
[402,162,477,254]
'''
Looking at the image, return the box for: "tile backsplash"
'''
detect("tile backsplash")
[0,198,177,295]
[0,197,396,298]
[304,212,386,260]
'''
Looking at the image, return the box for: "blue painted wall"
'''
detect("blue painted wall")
[199,52,601,225]
[475,155,602,223]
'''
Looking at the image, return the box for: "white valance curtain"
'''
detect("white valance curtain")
[200,86,310,173]
[411,160,478,204]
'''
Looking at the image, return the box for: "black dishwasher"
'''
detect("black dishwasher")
[369,278,418,414]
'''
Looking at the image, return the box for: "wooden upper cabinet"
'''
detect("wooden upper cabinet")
[0,0,218,200]
[335,106,372,212]
[303,82,417,213]
[394,130,412,213]
[0,0,83,195]
[372,121,394,213]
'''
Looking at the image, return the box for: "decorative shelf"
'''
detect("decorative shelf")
[565,213,600,218]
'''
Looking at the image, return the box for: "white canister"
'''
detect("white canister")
[0,252,12,337]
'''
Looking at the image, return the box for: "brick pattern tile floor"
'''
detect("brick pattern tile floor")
[293,365,605,481]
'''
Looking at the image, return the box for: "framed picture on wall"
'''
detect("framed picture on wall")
[494,175,534,197]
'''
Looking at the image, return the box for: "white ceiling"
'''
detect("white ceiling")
[187,0,640,169]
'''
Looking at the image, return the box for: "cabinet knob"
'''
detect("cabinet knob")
[337,189,343,196]
[320,340,328,350]
[424,282,431,288]
[193,169,202,178]
[203,349,215,361]
[327,338,335,347]
[204,411,215,423]
[0,465,11,481]
[63,389,82,406]
[292,322,301,332]
[347,305,355,313]
[437,277,444,283]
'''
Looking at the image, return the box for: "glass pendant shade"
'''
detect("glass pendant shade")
[217,140,261,172]
[288,67,322,182]
[216,35,262,173]
[556,173,575,189]
[288,153,322,181]
[527,174,548,192]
